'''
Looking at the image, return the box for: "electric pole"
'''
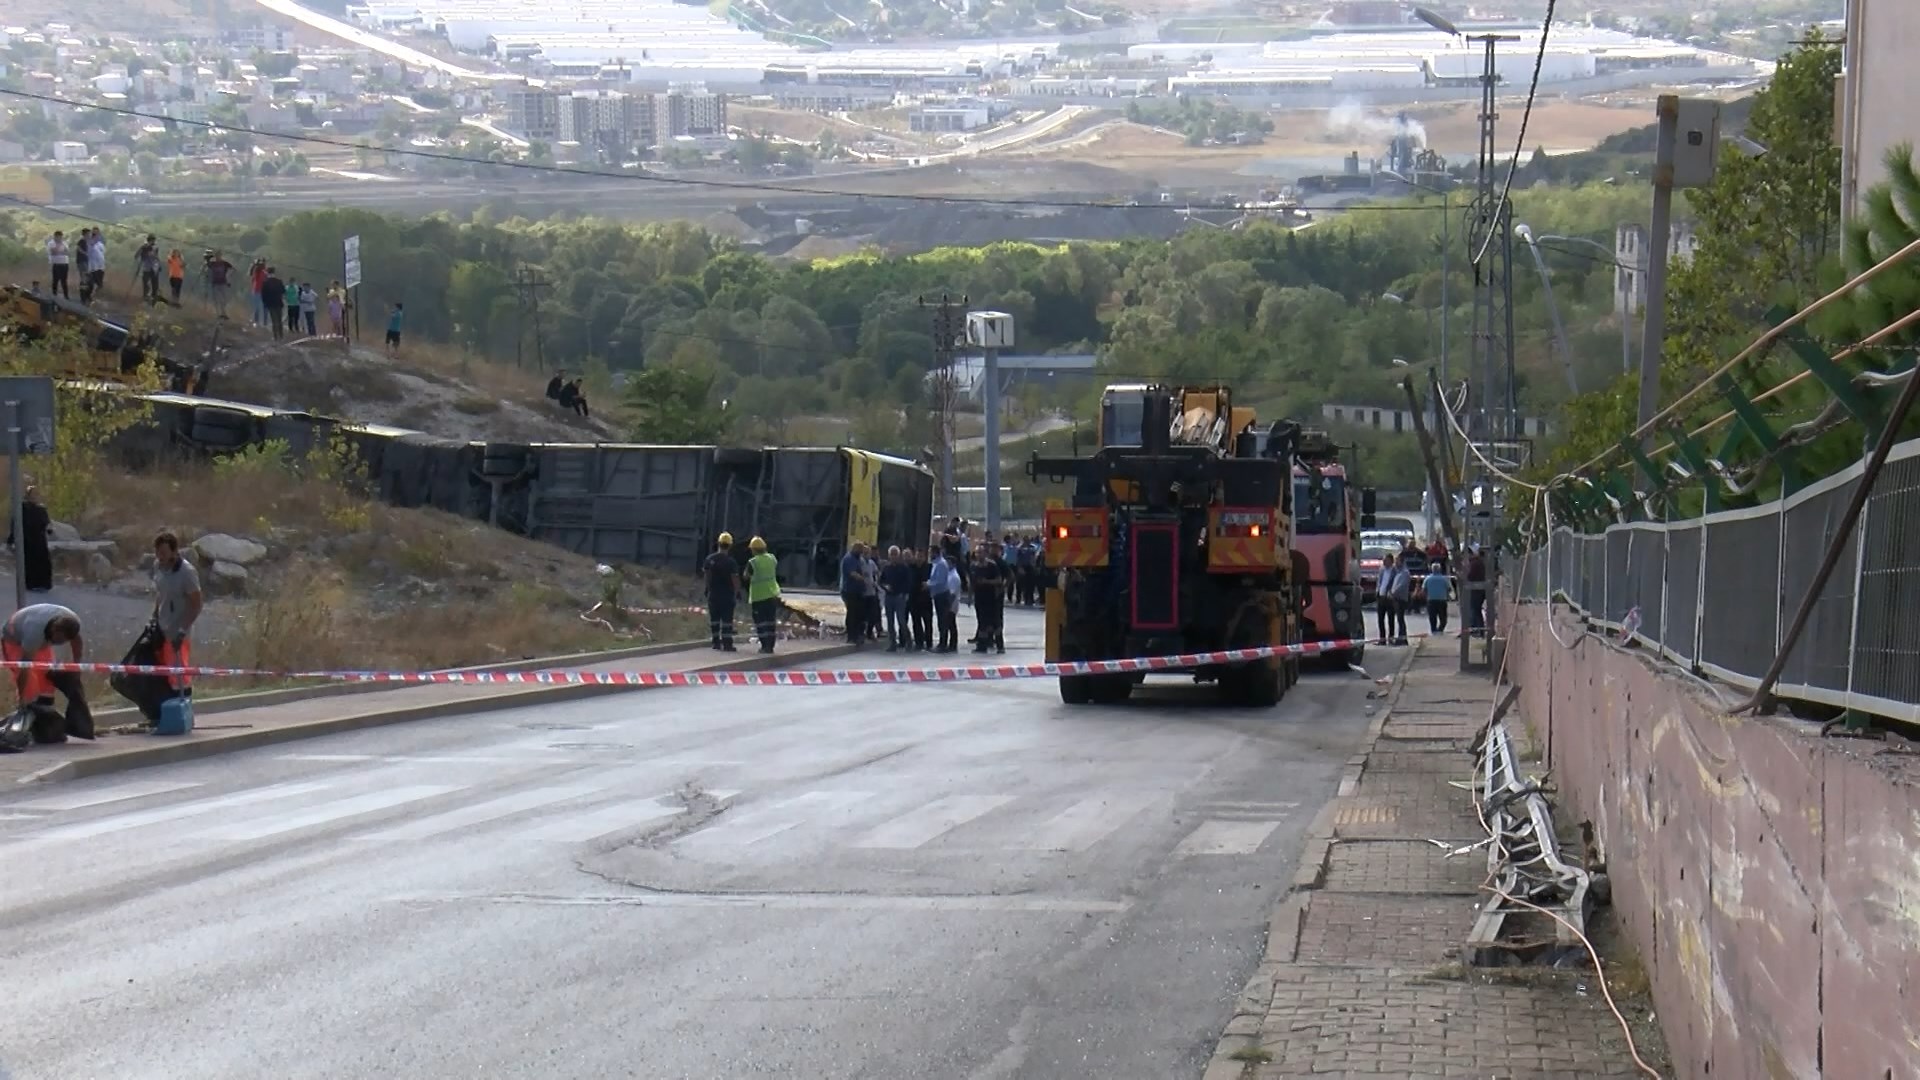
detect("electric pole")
[515,264,553,370]
[919,292,967,519]
[1466,31,1520,458]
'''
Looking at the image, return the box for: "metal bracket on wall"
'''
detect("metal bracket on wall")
[1663,423,1722,513]
[1715,374,1802,494]
[1767,303,1884,440]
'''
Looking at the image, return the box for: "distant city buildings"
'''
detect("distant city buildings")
[501,83,726,152]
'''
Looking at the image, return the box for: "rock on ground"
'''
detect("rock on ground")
[194,533,268,567]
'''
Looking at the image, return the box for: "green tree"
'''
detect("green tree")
[624,359,731,443]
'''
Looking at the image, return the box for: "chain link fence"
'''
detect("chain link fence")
[1510,437,1920,725]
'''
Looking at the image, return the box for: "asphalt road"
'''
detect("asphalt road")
[0,609,1381,1080]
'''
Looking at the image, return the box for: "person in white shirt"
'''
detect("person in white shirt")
[87,231,107,299]
[45,231,71,298]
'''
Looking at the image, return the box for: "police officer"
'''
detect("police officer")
[741,536,781,654]
[703,532,741,651]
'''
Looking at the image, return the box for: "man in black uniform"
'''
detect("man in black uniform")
[703,532,741,651]
[970,543,1006,654]
[909,548,934,652]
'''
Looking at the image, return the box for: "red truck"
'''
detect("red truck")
[1291,431,1374,665]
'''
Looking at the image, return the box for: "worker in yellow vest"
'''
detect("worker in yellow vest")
[741,536,781,654]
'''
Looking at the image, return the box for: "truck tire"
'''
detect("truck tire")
[1089,675,1132,705]
[1223,661,1282,708]
[1059,675,1093,705]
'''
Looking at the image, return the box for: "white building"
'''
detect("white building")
[1614,222,1699,318]
[1841,0,1920,220]
[909,105,988,132]
[51,140,90,162]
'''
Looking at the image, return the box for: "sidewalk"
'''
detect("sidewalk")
[1204,636,1664,1080]
[2,639,852,786]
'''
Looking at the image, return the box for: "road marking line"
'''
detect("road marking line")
[10,779,203,811]
[1015,796,1147,852]
[202,785,462,840]
[359,784,608,840]
[387,891,1131,913]
[679,791,876,848]
[30,781,333,841]
[852,794,1014,850]
[514,795,683,842]
[1173,819,1282,856]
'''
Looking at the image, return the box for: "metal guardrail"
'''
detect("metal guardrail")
[1509,435,1920,725]
[1469,717,1590,962]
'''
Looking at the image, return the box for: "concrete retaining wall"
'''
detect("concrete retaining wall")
[1506,604,1920,1080]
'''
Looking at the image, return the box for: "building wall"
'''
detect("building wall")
[1506,603,1920,1080]
[1843,0,1920,218]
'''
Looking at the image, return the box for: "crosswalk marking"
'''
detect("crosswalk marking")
[31,781,333,841]
[359,784,607,840]
[1015,796,1147,852]
[515,795,684,842]
[680,790,876,848]
[11,779,203,812]
[1173,819,1282,856]
[853,794,1014,850]
[202,786,463,841]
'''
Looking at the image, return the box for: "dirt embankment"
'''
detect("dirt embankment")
[210,338,621,444]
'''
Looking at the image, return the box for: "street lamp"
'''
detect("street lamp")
[1412,6,1461,35]
[1513,223,1580,395]
[1523,226,1636,377]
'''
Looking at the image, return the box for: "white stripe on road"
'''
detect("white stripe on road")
[359,784,607,840]
[1014,796,1147,852]
[202,786,462,841]
[853,795,1014,850]
[30,781,332,841]
[11,779,203,811]
[1173,819,1282,856]
[514,795,684,842]
[679,790,876,848]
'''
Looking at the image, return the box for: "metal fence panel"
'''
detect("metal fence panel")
[1605,530,1633,623]
[1664,524,1702,666]
[1697,511,1779,683]
[1581,535,1606,615]
[1852,455,1920,711]
[1778,478,1859,696]
[1626,527,1666,647]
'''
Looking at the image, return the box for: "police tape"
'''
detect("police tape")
[0,639,1365,686]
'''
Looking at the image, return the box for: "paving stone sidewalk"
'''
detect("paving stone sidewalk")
[1204,637,1655,1080]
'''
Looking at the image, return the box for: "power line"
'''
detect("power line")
[0,86,1457,215]
[1471,0,1558,269]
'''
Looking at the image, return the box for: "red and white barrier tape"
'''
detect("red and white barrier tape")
[0,639,1363,687]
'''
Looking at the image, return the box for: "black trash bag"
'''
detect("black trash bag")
[28,701,65,744]
[110,623,172,724]
[0,707,30,753]
[61,688,94,741]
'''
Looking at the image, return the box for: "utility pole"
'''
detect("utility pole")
[919,293,966,518]
[515,264,553,370]
[1465,31,1520,454]
[1638,97,1679,436]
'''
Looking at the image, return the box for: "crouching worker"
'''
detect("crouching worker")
[742,536,780,654]
[1,603,92,745]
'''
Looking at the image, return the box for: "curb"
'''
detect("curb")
[87,637,712,723]
[1289,643,1425,892]
[22,644,858,785]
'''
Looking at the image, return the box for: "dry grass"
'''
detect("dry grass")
[82,458,708,681]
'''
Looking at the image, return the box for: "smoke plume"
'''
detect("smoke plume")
[1324,100,1428,145]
